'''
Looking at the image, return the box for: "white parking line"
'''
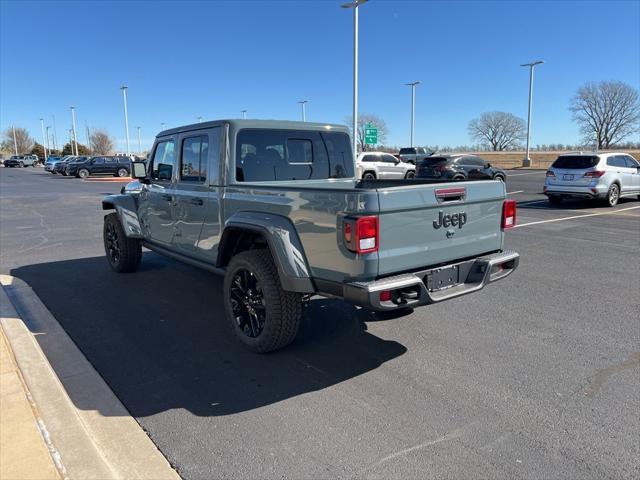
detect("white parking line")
[515,205,640,228]
[507,190,524,195]
[507,171,546,177]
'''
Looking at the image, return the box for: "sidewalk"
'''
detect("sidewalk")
[0,328,61,480]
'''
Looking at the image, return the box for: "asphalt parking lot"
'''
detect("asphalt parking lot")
[1,167,639,479]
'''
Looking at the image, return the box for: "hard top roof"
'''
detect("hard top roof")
[157,119,350,137]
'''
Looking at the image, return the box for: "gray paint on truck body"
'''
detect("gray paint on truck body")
[103,119,516,305]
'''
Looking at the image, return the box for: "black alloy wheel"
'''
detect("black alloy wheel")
[230,269,266,338]
[105,221,120,266]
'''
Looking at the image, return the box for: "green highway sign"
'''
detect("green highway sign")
[364,124,378,145]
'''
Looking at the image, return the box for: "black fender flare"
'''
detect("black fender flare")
[102,194,143,239]
[219,212,315,293]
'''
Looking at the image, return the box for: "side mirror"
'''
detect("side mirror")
[132,161,148,180]
[486,163,492,168]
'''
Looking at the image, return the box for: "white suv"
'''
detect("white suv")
[356,152,416,180]
[544,152,640,207]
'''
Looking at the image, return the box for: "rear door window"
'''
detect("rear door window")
[552,156,599,169]
[362,155,378,163]
[181,135,208,182]
[236,129,353,181]
[606,156,626,168]
[420,157,448,166]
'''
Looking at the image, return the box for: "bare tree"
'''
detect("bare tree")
[2,127,34,154]
[570,81,640,149]
[345,113,389,152]
[467,112,526,151]
[89,129,114,155]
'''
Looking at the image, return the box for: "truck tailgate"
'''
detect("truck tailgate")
[376,181,505,276]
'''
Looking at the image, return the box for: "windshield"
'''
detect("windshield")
[552,156,599,169]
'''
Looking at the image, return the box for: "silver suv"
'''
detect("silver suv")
[544,152,640,207]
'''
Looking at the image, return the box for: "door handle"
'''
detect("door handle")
[189,198,204,206]
[161,194,173,202]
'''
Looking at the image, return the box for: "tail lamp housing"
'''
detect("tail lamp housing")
[546,170,555,177]
[583,170,605,178]
[343,216,379,254]
[502,199,517,229]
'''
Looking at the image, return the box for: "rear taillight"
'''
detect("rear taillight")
[502,199,517,229]
[546,170,555,177]
[583,170,605,178]
[343,216,379,254]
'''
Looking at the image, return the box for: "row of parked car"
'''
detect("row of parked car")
[355,152,506,182]
[44,155,136,178]
[356,150,640,207]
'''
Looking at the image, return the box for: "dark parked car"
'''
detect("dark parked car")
[416,154,506,181]
[54,156,86,175]
[66,156,132,178]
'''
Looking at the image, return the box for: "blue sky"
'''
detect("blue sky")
[1,0,639,152]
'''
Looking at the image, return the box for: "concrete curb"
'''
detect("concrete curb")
[0,275,180,480]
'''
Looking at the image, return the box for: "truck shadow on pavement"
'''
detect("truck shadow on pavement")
[12,253,406,418]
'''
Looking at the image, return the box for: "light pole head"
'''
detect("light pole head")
[404,81,422,87]
[520,60,544,67]
[298,100,308,105]
[120,85,128,91]
[341,0,367,8]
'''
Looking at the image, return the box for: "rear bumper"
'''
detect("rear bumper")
[544,184,608,199]
[342,250,519,311]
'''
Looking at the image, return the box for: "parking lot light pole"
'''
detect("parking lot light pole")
[12,126,18,154]
[46,126,51,152]
[137,126,142,155]
[70,106,78,155]
[404,81,421,147]
[161,122,165,131]
[86,123,91,153]
[52,115,58,150]
[297,100,308,122]
[520,60,543,167]
[342,0,367,156]
[40,118,49,160]
[197,116,203,123]
[120,85,130,155]
[241,110,247,119]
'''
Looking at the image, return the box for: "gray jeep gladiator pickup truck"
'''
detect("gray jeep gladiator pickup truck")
[102,120,519,352]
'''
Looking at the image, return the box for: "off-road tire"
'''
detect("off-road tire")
[604,183,619,207]
[548,195,563,205]
[405,171,416,179]
[363,172,376,180]
[103,213,141,273]
[224,249,302,353]
[78,168,90,179]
